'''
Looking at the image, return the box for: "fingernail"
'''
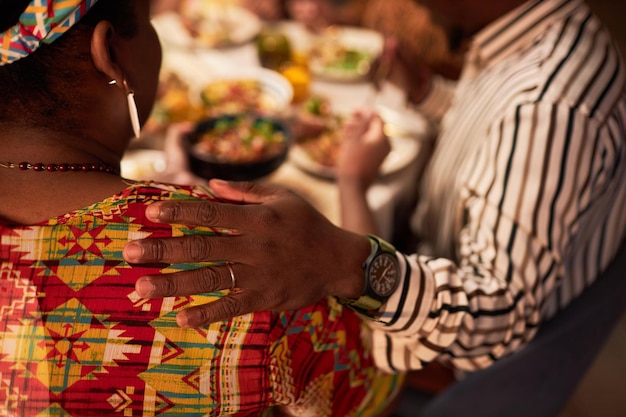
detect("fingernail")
[124,242,144,262]
[210,179,228,187]
[176,312,190,328]
[145,204,161,221]
[136,277,155,297]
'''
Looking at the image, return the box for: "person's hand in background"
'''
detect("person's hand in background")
[146,122,206,186]
[336,108,389,190]
[379,36,434,105]
[336,108,389,235]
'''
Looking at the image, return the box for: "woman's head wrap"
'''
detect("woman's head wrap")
[0,0,99,66]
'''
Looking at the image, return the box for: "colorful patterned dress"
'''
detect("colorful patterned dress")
[0,182,402,416]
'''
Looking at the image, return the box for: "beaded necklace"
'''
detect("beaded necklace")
[0,161,119,174]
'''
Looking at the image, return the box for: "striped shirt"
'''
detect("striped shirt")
[368,0,626,372]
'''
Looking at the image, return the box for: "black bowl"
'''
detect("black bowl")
[186,114,290,181]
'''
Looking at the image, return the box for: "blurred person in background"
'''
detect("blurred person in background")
[150,0,462,79]
[286,0,463,79]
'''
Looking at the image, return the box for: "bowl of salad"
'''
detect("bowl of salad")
[186,114,290,181]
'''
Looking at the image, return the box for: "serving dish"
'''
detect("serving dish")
[186,114,291,181]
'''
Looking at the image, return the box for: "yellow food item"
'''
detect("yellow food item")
[159,89,203,122]
[280,63,311,103]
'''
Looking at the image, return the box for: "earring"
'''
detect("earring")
[123,79,141,138]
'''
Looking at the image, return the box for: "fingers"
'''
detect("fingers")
[208,179,283,204]
[134,265,269,328]
[135,263,239,299]
[131,181,288,228]
[125,234,248,264]
[139,182,284,228]
[122,183,302,265]
[342,110,373,139]
[176,290,268,327]
[369,114,386,140]
[342,110,383,144]
[142,198,251,229]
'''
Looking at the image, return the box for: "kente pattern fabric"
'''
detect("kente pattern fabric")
[0,0,98,65]
[0,182,401,416]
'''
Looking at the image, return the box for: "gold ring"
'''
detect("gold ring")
[227,263,236,290]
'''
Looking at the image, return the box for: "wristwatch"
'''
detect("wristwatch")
[338,234,400,318]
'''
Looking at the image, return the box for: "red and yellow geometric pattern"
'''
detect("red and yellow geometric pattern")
[0,182,402,416]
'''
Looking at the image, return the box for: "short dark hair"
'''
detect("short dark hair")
[0,0,31,31]
[0,0,138,130]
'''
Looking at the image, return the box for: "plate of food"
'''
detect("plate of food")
[199,68,294,116]
[289,96,421,178]
[151,7,261,50]
[185,5,262,48]
[185,114,291,181]
[290,133,420,179]
[308,26,384,82]
[145,67,293,136]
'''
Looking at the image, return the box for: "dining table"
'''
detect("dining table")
[123,11,435,242]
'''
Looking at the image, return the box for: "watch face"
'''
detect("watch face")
[369,253,399,297]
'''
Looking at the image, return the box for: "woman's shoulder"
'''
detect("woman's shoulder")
[35,181,221,228]
[121,181,219,203]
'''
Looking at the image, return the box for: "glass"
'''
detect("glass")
[256,28,292,71]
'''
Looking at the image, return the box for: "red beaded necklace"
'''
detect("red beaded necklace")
[0,161,119,174]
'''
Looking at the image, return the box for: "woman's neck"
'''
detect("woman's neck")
[0,127,131,225]
[0,169,131,225]
[1,127,125,167]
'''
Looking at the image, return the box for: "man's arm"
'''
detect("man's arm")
[367,102,626,372]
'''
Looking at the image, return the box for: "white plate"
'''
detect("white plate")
[188,5,262,48]
[289,104,426,179]
[308,26,384,82]
[200,67,294,113]
[121,149,167,181]
[153,7,262,49]
[289,134,420,179]
[156,63,294,116]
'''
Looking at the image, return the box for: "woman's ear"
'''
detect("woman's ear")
[90,20,123,83]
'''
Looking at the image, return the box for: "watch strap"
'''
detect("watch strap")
[337,234,398,319]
